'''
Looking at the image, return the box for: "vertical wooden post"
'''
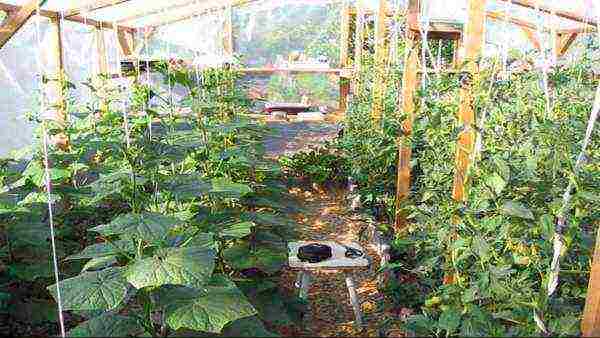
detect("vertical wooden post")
[582,224,600,337]
[352,2,365,94]
[44,17,65,122]
[371,0,388,124]
[223,5,233,56]
[451,0,486,202]
[339,1,351,115]
[394,34,419,229]
[44,16,68,148]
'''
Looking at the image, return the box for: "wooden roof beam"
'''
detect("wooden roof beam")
[0,2,135,33]
[64,0,133,18]
[496,0,598,27]
[116,0,199,24]
[0,0,46,49]
[144,0,260,28]
[486,10,537,30]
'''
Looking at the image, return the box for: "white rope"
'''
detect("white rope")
[547,66,600,297]
[34,4,66,337]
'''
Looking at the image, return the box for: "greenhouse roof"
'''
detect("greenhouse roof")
[0,0,597,30]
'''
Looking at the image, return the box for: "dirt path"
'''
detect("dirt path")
[263,119,404,337]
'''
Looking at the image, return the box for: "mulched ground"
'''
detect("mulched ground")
[264,119,406,337]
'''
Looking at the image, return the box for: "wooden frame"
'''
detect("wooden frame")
[64,0,133,18]
[452,0,486,202]
[370,0,388,123]
[0,0,45,49]
[496,0,598,27]
[339,1,351,115]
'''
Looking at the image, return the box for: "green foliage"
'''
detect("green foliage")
[1,63,303,336]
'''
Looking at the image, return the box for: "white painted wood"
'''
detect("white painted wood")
[288,241,369,270]
[345,274,363,327]
[298,271,311,300]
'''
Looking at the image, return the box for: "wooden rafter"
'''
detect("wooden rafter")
[116,0,199,24]
[496,0,598,27]
[486,10,537,30]
[0,0,45,49]
[146,0,259,28]
[117,28,133,57]
[521,26,541,50]
[0,2,135,33]
[64,0,133,18]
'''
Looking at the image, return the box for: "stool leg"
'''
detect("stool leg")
[299,271,311,300]
[345,274,363,327]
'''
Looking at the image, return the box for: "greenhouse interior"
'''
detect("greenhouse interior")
[0,0,599,336]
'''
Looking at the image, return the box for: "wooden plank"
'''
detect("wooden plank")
[0,2,135,33]
[223,5,233,55]
[486,10,537,30]
[117,28,133,56]
[496,0,598,27]
[452,0,486,202]
[582,224,600,337]
[0,0,45,49]
[147,0,259,28]
[352,2,365,93]
[339,1,351,114]
[370,0,388,123]
[556,32,578,57]
[64,0,133,18]
[116,0,199,24]
[521,26,541,50]
[394,34,419,229]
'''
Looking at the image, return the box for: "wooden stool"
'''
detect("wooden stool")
[288,241,370,327]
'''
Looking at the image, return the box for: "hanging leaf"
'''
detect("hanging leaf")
[47,267,130,311]
[484,173,506,195]
[501,201,534,220]
[223,242,286,274]
[68,313,141,337]
[22,161,71,187]
[163,174,211,200]
[82,256,117,272]
[220,222,254,239]
[125,246,215,290]
[210,178,253,199]
[164,275,257,333]
[67,240,134,260]
[90,212,182,242]
[18,192,61,206]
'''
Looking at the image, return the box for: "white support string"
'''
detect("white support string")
[34,4,66,338]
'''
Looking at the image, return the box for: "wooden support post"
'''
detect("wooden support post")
[394,34,419,229]
[339,1,351,114]
[117,29,133,57]
[298,271,311,300]
[0,0,45,49]
[451,0,486,202]
[44,17,68,148]
[582,225,600,337]
[555,32,578,57]
[223,5,233,56]
[521,26,541,51]
[371,0,388,124]
[352,2,365,94]
[345,274,363,327]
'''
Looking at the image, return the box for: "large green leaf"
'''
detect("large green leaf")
[90,212,181,242]
[67,240,134,260]
[163,174,211,200]
[210,178,253,199]
[501,201,534,220]
[125,246,215,290]
[220,222,254,239]
[223,242,286,274]
[6,221,50,247]
[22,161,71,187]
[47,267,130,311]
[164,275,257,333]
[68,313,141,337]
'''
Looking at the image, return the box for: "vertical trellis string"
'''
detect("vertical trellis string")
[34,3,66,337]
